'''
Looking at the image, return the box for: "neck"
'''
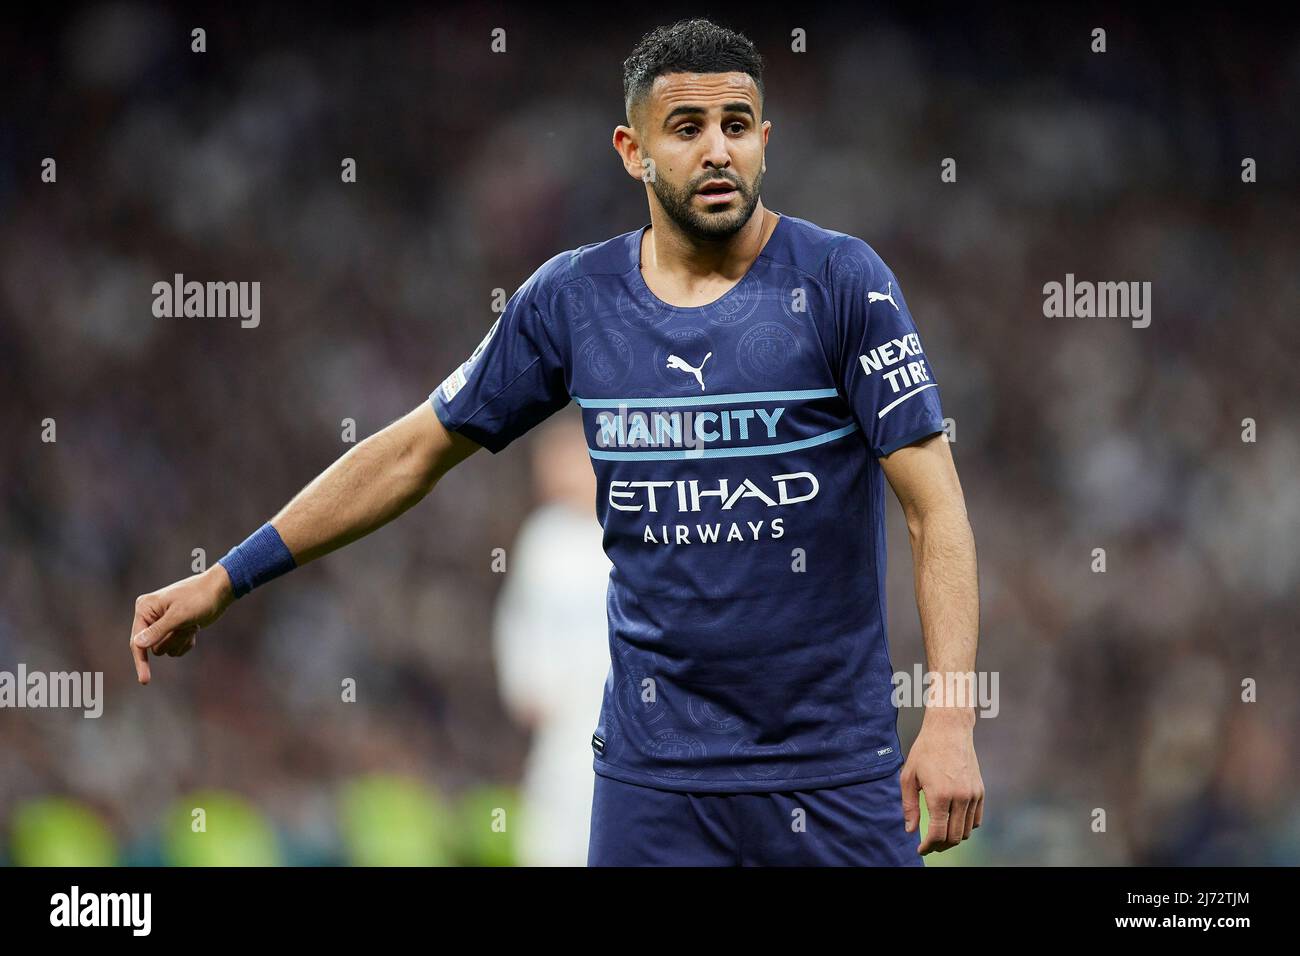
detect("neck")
[643,200,774,281]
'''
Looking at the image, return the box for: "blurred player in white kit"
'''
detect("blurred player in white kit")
[492,413,613,866]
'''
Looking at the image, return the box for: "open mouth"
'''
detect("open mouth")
[696,182,740,204]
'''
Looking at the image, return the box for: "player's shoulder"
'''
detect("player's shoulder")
[767,214,890,287]
[528,228,640,291]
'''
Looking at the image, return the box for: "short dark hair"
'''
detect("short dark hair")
[623,19,764,126]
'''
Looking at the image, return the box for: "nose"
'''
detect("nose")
[700,123,732,173]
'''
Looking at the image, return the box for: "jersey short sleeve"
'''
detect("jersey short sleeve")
[825,237,946,457]
[430,256,572,453]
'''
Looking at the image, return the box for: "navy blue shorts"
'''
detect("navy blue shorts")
[587,766,924,866]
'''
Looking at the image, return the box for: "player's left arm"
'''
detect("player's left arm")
[880,433,984,854]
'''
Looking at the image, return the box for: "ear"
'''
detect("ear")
[613,125,647,183]
[761,119,771,173]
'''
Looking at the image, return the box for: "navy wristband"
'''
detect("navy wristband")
[217,522,297,598]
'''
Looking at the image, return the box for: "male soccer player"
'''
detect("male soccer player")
[130,18,983,866]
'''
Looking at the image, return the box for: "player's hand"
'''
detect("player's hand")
[900,709,984,855]
[130,564,235,685]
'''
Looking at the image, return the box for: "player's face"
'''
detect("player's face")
[639,72,769,240]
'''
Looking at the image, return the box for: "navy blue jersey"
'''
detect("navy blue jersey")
[431,213,947,792]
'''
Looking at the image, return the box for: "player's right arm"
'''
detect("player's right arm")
[132,250,573,685]
[129,403,482,684]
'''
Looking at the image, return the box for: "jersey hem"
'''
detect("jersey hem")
[428,390,508,454]
[591,753,905,794]
[875,420,946,458]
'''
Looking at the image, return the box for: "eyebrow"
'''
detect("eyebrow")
[662,102,755,129]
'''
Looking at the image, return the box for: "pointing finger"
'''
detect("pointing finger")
[130,611,152,684]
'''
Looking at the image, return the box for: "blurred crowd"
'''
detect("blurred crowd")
[1,4,1297,865]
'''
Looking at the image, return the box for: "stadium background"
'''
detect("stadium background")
[1,2,1298,865]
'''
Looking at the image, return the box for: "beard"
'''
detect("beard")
[649,165,764,241]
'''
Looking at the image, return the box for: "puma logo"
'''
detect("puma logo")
[868,281,899,311]
[666,352,712,390]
